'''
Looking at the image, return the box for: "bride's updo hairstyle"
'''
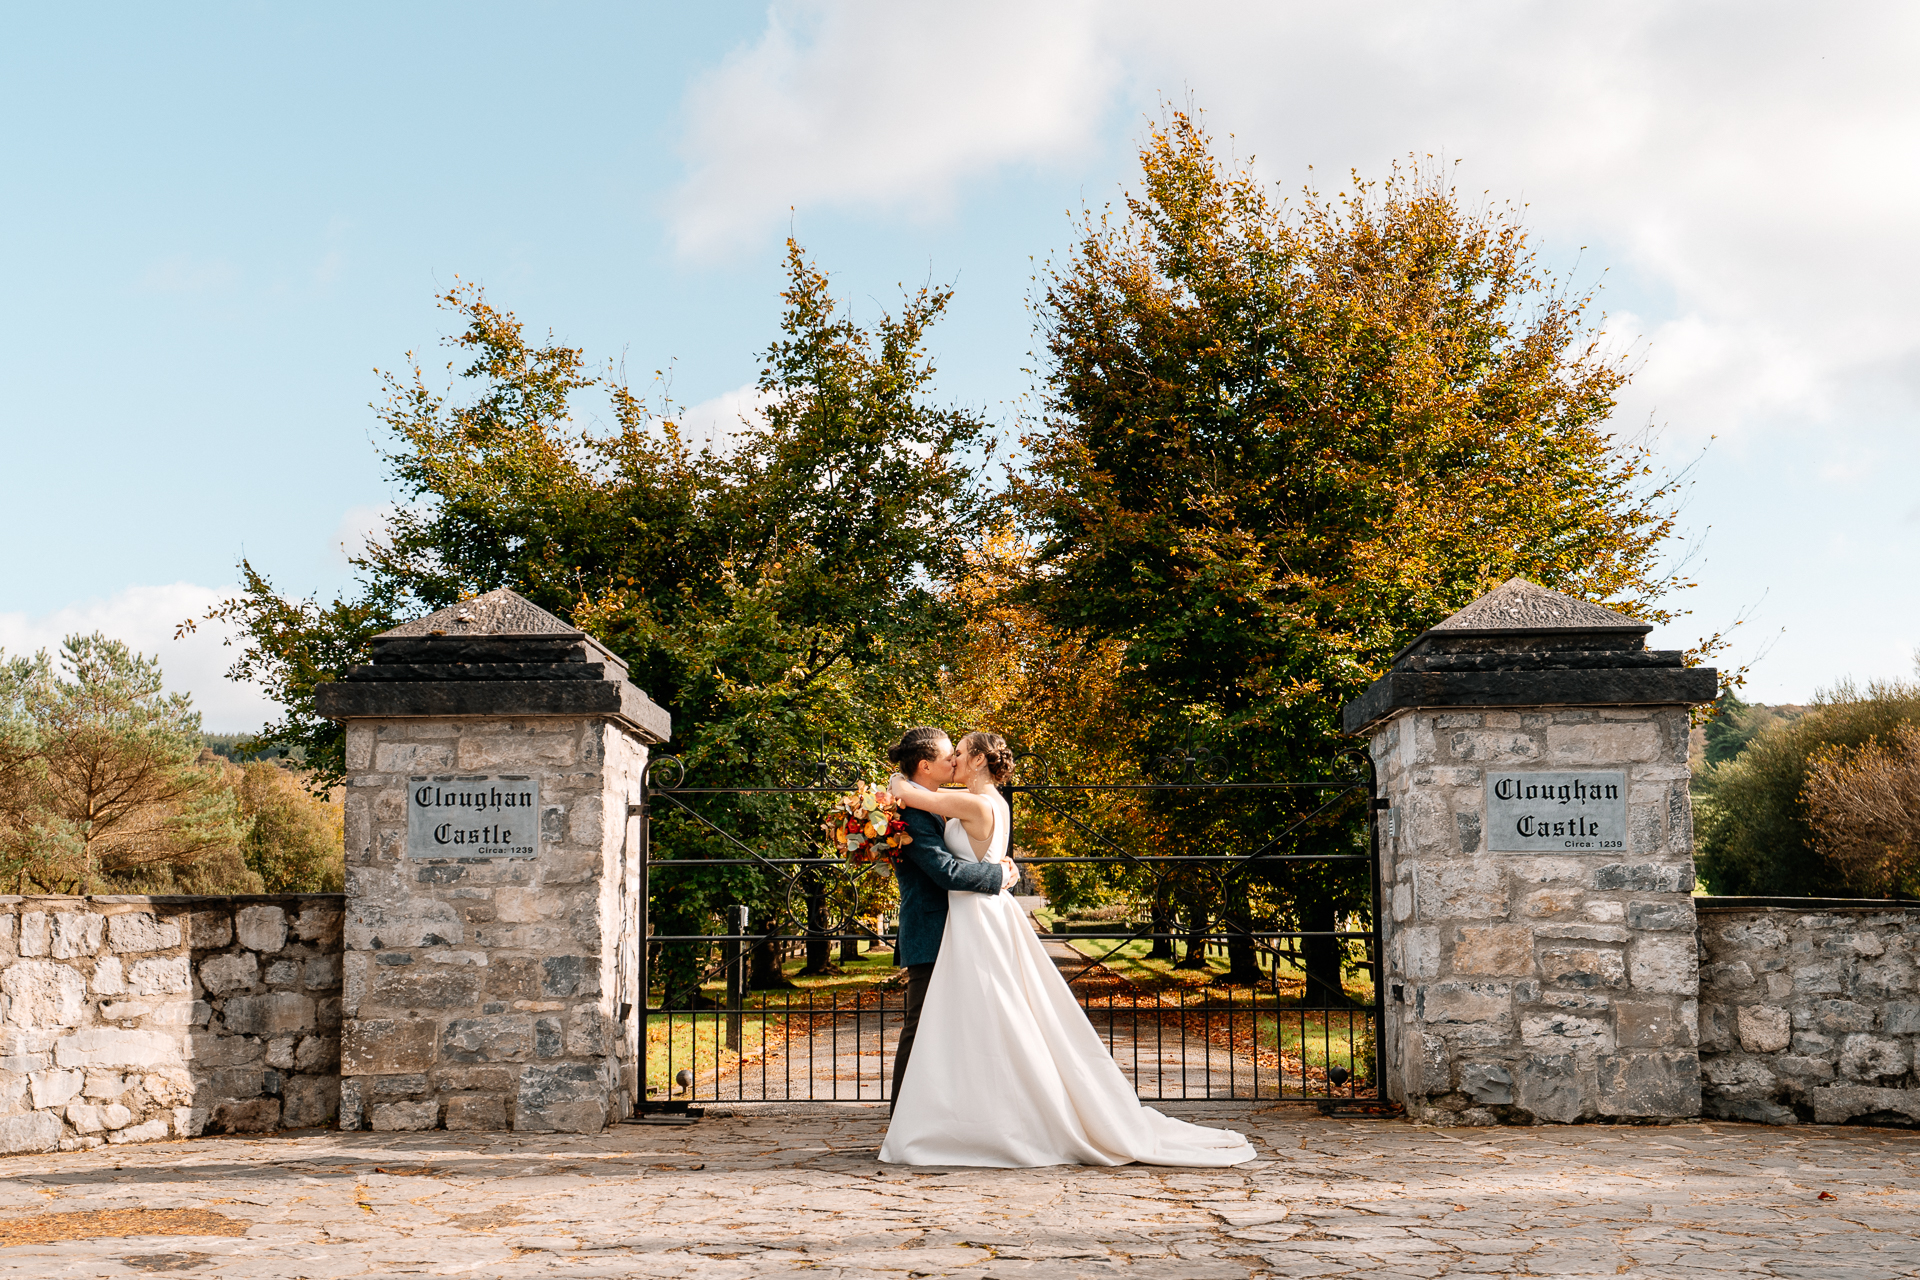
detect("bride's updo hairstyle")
[960,731,1015,784]
[886,726,949,778]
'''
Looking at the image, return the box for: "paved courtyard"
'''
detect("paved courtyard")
[2,1105,1919,1278]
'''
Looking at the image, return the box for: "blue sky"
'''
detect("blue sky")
[4,3,1917,728]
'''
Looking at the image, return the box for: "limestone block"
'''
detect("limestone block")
[1523,889,1582,918]
[1737,1005,1792,1053]
[374,742,453,772]
[84,1070,127,1098]
[1446,730,1540,764]
[516,1062,607,1133]
[0,1111,62,1155]
[189,1031,265,1067]
[345,901,464,951]
[370,968,483,1010]
[200,952,259,995]
[1839,1033,1908,1082]
[293,901,343,945]
[189,910,233,949]
[1628,935,1698,995]
[1800,999,1876,1034]
[1884,1002,1920,1035]
[1391,882,1413,923]
[1702,1055,1775,1091]
[1810,1084,1920,1125]
[108,913,182,954]
[1627,901,1692,931]
[265,1037,296,1070]
[1585,900,1626,923]
[19,912,49,957]
[1522,1012,1613,1052]
[1516,1054,1584,1123]
[1399,927,1440,979]
[223,993,315,1037]
[5,960,89,1028]
[540,956,599,998]
[138,1069,192,1106]
[442,1015,533,1063]
[1508,858,1589,888]
[1417,982,1511,1025]
[207,1098,281,1133]
[66,1102,133,1132]
[435,1064,517,1092]
[50,913,104,959]
[1546,721,1660,765]
[294,1036,338,1072]
[55,1028,179,1070]
[1703,962,1754,991]
[1616,999,1684,1047]
[106,1118,170,1145]
[1773,1054,1836,1080]
[1597,1051,1700,1117]
[1704,1096,1798,1124]
[92,958,126,995]
[371,1100,439,1131]
[1536,923,1631,943]
[235,905,288,953]
[1852,961,1916,1000]
[281,1074,339,1129]
[341,1018,437,1074]
[1718,915,1787,952]
[565,1009,607,1057]
[304,954,341,990]
[1539,947,1628,990]
[29,1067,83,1107]
[1460,1063,1514,1104]
[456,727,578,771]
[1793,961,1845,995]
[1791,1028,1836,1056]
[1451,926,1534,976]
[445,1094,508,1130]
[128,956,191,995]
[1414,863,1507,920]
[1594,863,1693,893]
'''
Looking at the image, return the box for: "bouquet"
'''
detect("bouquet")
[823,782,913,867]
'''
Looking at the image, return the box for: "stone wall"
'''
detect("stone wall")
[1699,900,1920,1126]
[340,715,644,1133]
[1372,707,1702,1124]
[0,894,342,1154]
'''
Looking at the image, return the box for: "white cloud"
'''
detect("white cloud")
[671,0,1115,257]
[331,503,396,564]
[677,384,775,454]
[676,2,1920,448]
[0,584,275,732]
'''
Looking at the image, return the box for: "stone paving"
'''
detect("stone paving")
[4,1105,1920,1277]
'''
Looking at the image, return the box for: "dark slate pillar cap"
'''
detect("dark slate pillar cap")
[313,588,671,744]
[1341,578,1716,735]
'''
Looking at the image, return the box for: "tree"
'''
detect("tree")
[1804,722,1920,898]
[1696,678,1920,897]
[0,634,249,894]
[204,243,990,997]
[236,761,345,893]
[1015,112,1701,1000]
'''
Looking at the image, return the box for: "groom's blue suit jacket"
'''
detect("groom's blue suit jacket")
[894,797,1002,967]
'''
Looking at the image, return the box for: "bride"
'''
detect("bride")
[878,730,1255,1168]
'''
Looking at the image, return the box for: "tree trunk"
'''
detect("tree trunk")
[1148,900,1175,960]
[801,864,834,975]
[1223,900,1262,987]
[1297,887,1347,1006]
[749,919,797,990]
[1174,905,1211,970]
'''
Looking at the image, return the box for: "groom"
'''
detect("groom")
[889,727,1016,1107]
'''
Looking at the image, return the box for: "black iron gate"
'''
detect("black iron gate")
[635,746,1382,1114]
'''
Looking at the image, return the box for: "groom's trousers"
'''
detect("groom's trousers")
[890,964,936,1109]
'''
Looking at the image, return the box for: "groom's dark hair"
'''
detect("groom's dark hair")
[886,726,948,779]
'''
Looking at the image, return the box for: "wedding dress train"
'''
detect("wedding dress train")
[878,793,1255,1168]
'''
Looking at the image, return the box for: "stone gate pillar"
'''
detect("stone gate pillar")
[316,589,670,1132]
[1342,580,1716,1125]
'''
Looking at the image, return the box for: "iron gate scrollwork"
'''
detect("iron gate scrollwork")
[635,741,1383,1113]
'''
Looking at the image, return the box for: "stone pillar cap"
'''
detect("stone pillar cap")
[1343,578,1714,734]
[315,588,671,743]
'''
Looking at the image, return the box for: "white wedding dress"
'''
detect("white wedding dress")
[879,791,1256,1168]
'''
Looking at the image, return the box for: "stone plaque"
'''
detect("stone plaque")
[1485,771,1627,853]
[406,775,540,860]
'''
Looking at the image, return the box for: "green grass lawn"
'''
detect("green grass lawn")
[1062,935,1375,1005]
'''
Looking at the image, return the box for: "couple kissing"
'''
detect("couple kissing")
[877,726,1255,1169]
